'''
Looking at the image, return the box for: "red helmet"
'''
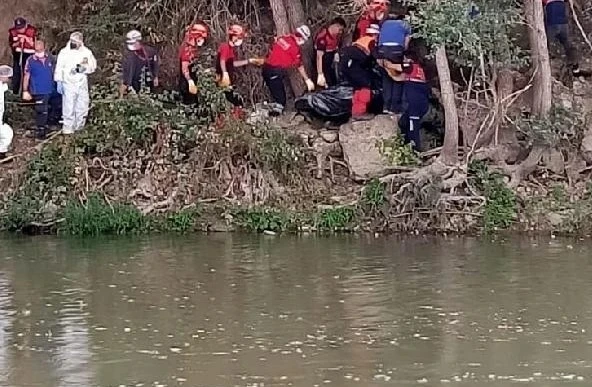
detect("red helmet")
[228,24,246,38]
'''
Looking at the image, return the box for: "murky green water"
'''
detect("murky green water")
[0,235,592,386]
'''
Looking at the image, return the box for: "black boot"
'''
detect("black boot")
[36,127,47,140]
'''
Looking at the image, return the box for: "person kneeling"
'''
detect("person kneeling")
[339,24,380,121]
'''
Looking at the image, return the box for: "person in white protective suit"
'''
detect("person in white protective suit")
[0,65,14,159]
[54,31,97,135]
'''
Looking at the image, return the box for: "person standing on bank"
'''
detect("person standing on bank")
[262,25,315,114]
[314,17,346,88]
[179,23,209,105]
[8,17,37,96]
[54,32,97,135]
[22,40,61,139]
[353,0,389,41]
[120,30,160,97]
[543,0,580,75]
[215,24,265,119]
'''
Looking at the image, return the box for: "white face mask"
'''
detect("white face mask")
[233,39,243,47]
[296,38,306,46]
[196,38,205,47]
[376,11,385,20]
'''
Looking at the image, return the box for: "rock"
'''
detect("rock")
[581,125,592,164]
[312,137,342,179]
[319,130,338,143]
[546,212,564,227]
[541,148,565,175]
[339,115,398,181]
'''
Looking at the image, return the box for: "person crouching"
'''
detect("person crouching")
[262,25,315,115]
[339,24,380,121]
[399,54,430,151]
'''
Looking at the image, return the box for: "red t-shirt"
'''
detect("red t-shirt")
[314,28,341,52]
[216,42,235,75]
[179,43,197,63]
[265,35,302,69]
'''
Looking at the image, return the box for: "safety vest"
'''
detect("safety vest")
[9,25,36,54]
[353,36,375,56]
[407,63,426,83]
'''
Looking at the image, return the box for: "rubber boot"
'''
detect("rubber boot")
[352,88,373,121]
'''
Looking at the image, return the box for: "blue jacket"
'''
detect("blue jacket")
[378,19,412,47]
[24,54,55,95]
[544,0,568,26]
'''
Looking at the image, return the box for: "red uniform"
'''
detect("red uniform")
[265,35,302,69]
[215,42,235,76]
[8,25,36,55]
[353,13,377,42]
[406,62,426,83]
[314,28,341,53]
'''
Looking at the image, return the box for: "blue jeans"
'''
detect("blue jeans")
[547,24,577,67]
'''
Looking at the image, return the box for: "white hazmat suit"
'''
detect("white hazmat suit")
[0,65,14,155]
[54,33,97,134]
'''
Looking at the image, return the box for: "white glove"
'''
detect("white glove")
[188,80,198,95]
[316,73,327,88]
[334,53,340,63]
[305,78,315,92]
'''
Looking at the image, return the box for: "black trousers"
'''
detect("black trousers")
[12,52,32,94]
[179,74,198,105]
[338,47,373,89]
[224,89,244,107]
[262,65,287,107]
[33,93,61,134]
[321,51,338,87]
[383,75,404,113]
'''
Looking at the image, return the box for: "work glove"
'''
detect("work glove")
[316,73,327,88]
[187,79,198,95]
[249,58,265,66]
[305,78,315,92]
[334,53,340,63]
[56,82,64,95]
[22,91,32,101]
[220,72,231,88]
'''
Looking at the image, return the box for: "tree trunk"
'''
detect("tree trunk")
[269,0,290,35]
[284,0,313,96]
[525,0,552,117]
[435,45,459,165]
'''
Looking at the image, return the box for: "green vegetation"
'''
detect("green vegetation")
[61,194,151,236]
[469,161,517,231]
[377,135,419,167]
[233,207,296,233]
[361,178,386,214]
[314,207,356,231]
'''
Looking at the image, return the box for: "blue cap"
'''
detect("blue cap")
[14,17,27,28]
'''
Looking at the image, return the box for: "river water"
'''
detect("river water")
[0,235,591,386]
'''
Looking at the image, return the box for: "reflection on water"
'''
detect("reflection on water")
[0,235,591,386]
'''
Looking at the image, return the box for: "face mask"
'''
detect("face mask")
[127,44,138,51]
[196,38,205,47]
[35,52,44,58]
[376,11,385,20]
[296,38,306,46]
[69,42,79,50]
[233,39,243,47]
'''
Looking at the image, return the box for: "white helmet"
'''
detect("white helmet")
[126,29,142,44]
[0,65,13,78]
[70,31,84,44]
[295,25,311,41]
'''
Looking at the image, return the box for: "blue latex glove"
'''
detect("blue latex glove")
[56,82,63,95]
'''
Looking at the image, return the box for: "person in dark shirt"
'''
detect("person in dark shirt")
[314,17,346,88]
[543,0,580,75]
[215,24,264,119]
[120,30,160,97]
[22,40,60,139]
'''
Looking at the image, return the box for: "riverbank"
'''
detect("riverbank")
[2,81,592,237]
